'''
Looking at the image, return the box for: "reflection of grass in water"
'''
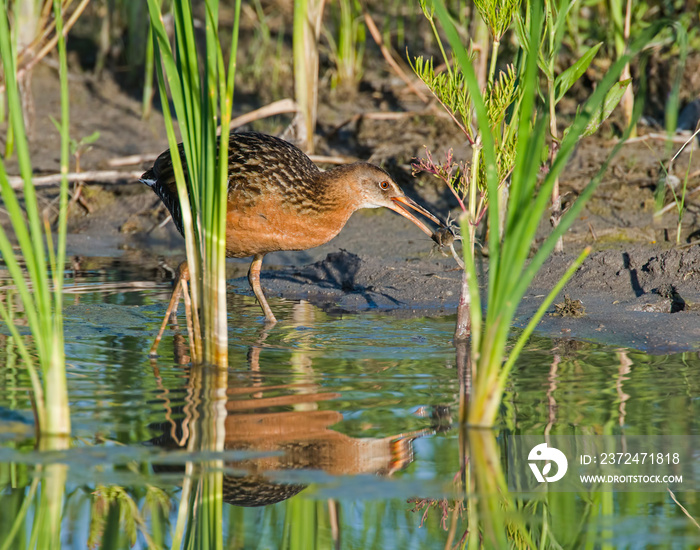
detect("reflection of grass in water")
[503,344,700,547]
[3,312,700,546]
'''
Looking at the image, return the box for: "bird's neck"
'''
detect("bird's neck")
[315,164,365,214]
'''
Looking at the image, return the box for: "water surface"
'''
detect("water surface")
[1,260,699,548]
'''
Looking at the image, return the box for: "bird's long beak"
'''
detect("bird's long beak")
[389,196,444,237]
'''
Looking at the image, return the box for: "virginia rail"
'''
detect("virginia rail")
[141,131,444,328]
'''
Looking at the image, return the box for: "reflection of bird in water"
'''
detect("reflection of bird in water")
[141,131,445,333]
[148,375,429,507]
[149,367,435,506]
[148,317,446,507]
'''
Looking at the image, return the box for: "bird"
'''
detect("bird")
[141,131,445,346]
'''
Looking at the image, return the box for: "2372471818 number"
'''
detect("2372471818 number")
[594,453,680,465]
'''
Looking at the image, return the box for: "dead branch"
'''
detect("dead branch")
[107,154,159,167]
[8,170,143,190]
[0,0,91,95]
[362,9,430,103]
[229,98,298,130]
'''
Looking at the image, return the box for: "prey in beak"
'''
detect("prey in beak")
[388,195,446,238]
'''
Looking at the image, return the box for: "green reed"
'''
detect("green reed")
[282,498,331,550]
[146,0,241,366]
[414,0,541,339]
[536,0,606,253]
[0,0,70,437]
[429,0,663,427]
[326,0,365,90]
[142,5,157,120]
[609,0,635,135]
[293,0,324,153]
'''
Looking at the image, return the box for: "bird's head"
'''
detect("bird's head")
[344,162,443,238]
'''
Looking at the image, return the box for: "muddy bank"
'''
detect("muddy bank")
[246,237,700,354]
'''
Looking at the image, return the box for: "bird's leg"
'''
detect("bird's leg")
[150,262,190,357]
[248,253,277,324]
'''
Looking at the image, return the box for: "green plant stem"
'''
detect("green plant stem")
[0,0,71,436]
[468,144,481,255]
[147,0,202,361]
[0,9,49,360]
[461,215,482,355]
[543,0,564,254]
[48,0,71,437]
[501,247,590,378]
[35,463,68,544]
[147,0,240,365]
[439,0,663,429]
[203,0,229,366]
[454,140,482,340]
[427,10,452,80]
[548,80,563,253]
[487,38,499,86]
[142,21,155,119]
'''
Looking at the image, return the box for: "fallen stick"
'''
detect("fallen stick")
[16,155,353,192]
[655,182,700,216]
[14,97,378,189]
[108,99,299,169]
[0,280,166,294]
[7,156,359,194]
[362,9,429,104]
[623,132,697,145]
[229,98,298,130]
[8,170,143,190]
[107,153,159,167]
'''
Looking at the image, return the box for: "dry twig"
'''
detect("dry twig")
[0,0,91,95]
[362,9,429,103]
[107,153,159,167]
[229,98,298,130]
[8,170,143,190]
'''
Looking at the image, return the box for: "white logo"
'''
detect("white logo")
[528,443,568,483]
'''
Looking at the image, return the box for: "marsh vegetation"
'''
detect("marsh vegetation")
[1,1,699,548]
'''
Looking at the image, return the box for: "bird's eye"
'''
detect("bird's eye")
[379,180,390,190]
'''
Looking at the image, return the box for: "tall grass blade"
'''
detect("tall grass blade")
[142,11,157,119]
[293,0,324,153]
[47,0,71,438]
[0,0,71,437]
[147,0,242,366]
